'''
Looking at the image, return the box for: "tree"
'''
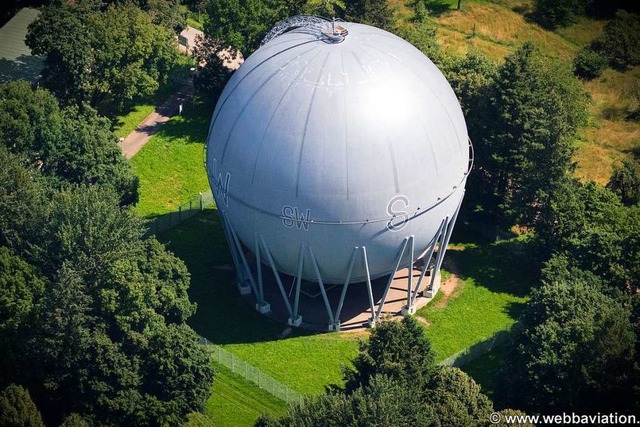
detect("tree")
[442,51,497,135]
[204,0,304,55]
[146,0,187,33]
[27,2,178,107]
[261,319,492,426]
[597,10,640,70]
[303,0,346,17]
[424,367,493,427]
[473,43,589,228]
[0,147,43,250]
[0,247,45,380]
[257,375,433,427]
[573,46,608,80]
[411,0,428,22]
[0,185,213,425]
[532,0,590,29]
[344,0,396,31]
[496,279,639,413]
[393,22,441,63]
[343,316,435,393]
[0,82,138,206]
[535,179,640,293]
[607,160,640,206]
[0,384,44,427]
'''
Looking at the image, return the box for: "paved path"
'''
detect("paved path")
[117,79,194,159]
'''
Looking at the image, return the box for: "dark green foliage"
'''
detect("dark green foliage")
[496,279,639,413]
[343,316,435,393]
[442,51,498,139]
[532,0,590,29]
[146,0,188,33]
[393,22,441,63]
[536,179,640,293]
[0,247,44,335]
[258,375,433,427]
[262,318,492,426]
[0,81,138,206]
[204,0,304,55]
[573,46,608,80]
[60,413,91,427]
[424,367,493,427]
[0,384,44,427]
[139,324,214,425]
[598,10,640,70]
[344,0,396,31]
[472,43,589,228]
[302,0,346,17]
[0,147,42,250]
[411,0,428,22]
[102,0,187,33]
[26,2,178,107]
[607,160,640,206]
[0,184,213,425]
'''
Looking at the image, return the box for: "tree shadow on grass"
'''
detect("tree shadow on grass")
[156,208,324,345]
[446,237,538,299]
[425,0,453,17]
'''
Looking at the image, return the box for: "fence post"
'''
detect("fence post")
[179,204,182,222]
[199,192,203,210]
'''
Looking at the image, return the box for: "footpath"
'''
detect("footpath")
[117,79,194,159]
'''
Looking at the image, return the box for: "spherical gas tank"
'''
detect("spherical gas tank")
[206,20,470,284]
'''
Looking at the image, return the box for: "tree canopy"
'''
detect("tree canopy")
[26,2,178,107]
[204,0,304,55]
[0,384,45,427]
[0,151,214,425]
[344,0,396,31]
[535,179,640,293]
[496,278,639,413]
[470,43,589,228]
[343,316,435,393]
[0,81,138,206]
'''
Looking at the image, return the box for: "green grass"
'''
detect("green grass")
[416,228,535,362]
[158,210,360,396]
[110,54,195,138]
[130,98,213,218]
[113,103,157,139]
[203,363,287,426]
[156,211,534,421]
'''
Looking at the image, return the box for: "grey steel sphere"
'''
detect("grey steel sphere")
[206,21,470,284]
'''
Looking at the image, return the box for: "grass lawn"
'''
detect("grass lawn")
[416,225,535,362]
[158,209,360,396]
[203,363,288,426]
[130,98,213,218]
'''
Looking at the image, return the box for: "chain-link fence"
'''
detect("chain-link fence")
[147,190,214,236]
[200,337,303,404]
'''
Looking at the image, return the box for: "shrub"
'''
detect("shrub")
[573,47,608,80]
